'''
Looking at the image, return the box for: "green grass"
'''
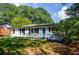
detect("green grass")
[0,37,51,55]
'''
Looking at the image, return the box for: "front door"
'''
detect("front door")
[42,28,45,38]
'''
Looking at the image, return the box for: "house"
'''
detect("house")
[0,23,54,38]
[10,23,54,38]
[0,23,62,41]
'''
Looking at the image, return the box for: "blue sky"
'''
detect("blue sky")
[14,3,72,23]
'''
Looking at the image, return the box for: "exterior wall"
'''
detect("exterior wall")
[45,28,49,35]
[25,29,29,37]
[39,27,52,38]
[11,29,20,37]
[39,28,43,38]
[10,27,53,38]
[10,29,30,37]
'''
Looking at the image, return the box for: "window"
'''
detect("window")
[29,28,30,34]
[49,27,51,32]
[22,29,25,34]
[13,29,15,34]
[31,28,33,33]
[35,28,39,34]
[19,29,21,34]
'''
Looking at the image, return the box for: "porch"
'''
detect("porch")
[10,23,53,38]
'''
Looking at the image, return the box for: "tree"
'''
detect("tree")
[18,5,33,17]
[29,12,53,24]
[18,6,53,24]
[28,7,53,24]
[65,3,79,41]
[54,17,79,44]
[34,7,51,17]
[0,3,17,24]
[11,16,32,28]
[0,3,53,24]
[66,3,79,17]
[53,3,79,44]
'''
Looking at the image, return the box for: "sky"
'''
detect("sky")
[14,3,72,23]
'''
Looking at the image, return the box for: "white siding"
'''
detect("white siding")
[25,30,29,37]
[45,28,49,35]
[11,30,21,37]
[11,29,30,37]
[39,28,43,38]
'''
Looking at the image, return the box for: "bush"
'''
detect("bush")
[0,37,49,54]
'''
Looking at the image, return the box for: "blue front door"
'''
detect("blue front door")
[42,28,45,38]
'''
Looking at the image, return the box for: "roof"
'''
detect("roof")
[20,23,54,28]
[0,22,13,28]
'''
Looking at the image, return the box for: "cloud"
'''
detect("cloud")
[13,3,39,8]
[57,6,69,19]
[13,3,21,6]
[61,6,67,10]
[13,3,27,6]
[53,13,58,16]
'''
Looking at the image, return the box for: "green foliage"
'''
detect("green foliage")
[17,6,53,24]
[66,3,79,17]
[54,17,79,44]
[29,12,53,24]
[30,7,53,24]
[0,37,49,55]
[11,16,32,28]
[34,7,51,17]
[0,3,17,24]
[0,4,53,25]
[66,3,79,41]
[53,3,79,44]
